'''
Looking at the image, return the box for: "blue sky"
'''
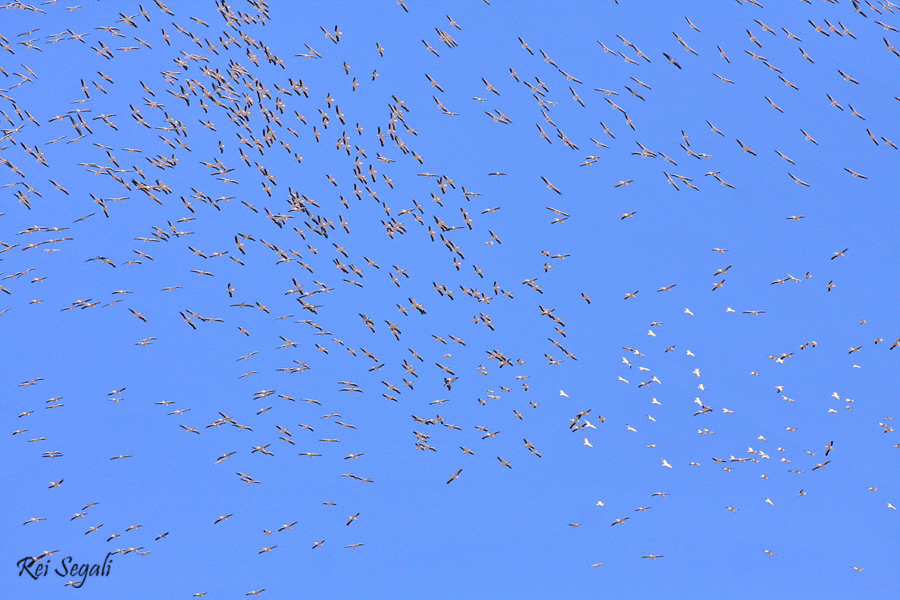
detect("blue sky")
[2,0,899,598]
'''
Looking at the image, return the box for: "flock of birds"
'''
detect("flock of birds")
[4,0,899,595]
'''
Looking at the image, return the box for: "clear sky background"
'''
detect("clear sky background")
[2,0,899,598]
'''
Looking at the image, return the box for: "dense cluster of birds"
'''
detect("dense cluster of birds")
[5,0,899,594]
